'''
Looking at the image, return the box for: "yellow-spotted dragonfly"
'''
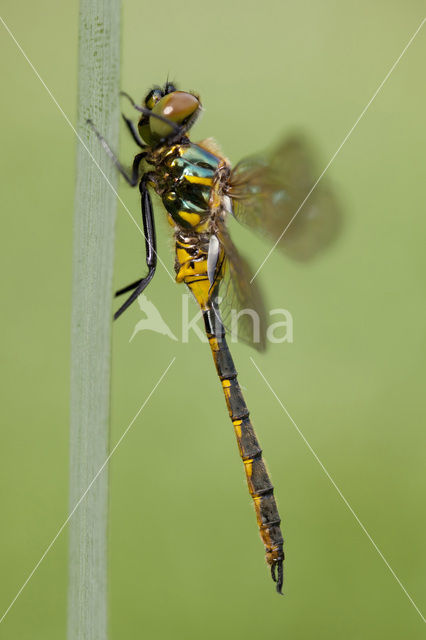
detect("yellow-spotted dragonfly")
[88,82,340,594]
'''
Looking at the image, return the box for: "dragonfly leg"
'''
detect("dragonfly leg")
[114,176,157,319]
[121,112,146,148]
[115,278,143,297]
[87,118,146,186]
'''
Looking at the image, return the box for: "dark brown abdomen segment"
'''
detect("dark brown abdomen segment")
[203,307,284,593]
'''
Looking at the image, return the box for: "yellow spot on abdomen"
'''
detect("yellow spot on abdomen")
[244,459,253,477]
[233,419,242,439]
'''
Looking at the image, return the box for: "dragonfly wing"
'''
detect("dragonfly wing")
[211,223,267,351]
[228,135,342,261]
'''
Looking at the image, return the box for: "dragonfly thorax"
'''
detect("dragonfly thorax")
[150,142,229,232]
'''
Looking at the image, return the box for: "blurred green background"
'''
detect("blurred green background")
[1,1,425,638]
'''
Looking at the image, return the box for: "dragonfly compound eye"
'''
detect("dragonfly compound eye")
[149,91,200,139]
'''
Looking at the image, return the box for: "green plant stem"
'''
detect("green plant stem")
[68,1,121,638]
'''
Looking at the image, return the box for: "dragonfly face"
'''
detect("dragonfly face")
[138,84,201,144]
[89,81,341,595]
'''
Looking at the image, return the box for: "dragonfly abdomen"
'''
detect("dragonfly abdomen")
[203,307,285,593]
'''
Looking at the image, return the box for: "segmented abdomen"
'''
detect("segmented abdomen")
[203,306,285,593]
[174,223,285,593]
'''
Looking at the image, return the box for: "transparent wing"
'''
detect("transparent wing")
[211,222,267,351]
[228,135,342,261]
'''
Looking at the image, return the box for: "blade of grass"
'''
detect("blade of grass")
[68,1,121,639]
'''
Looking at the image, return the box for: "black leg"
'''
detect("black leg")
[128,153,147,186]
[115,278,143,297]
[121,113,146,148]
[114,176,157,320]
[87,119,146,186]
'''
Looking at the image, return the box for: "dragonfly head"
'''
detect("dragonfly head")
[138,83,201,144]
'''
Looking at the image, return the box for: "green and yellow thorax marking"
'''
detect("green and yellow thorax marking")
[149,141,228,233]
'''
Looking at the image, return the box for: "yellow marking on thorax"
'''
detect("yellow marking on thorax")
[177,210,202,226]
[184,175,214,187]
[194,220,210,233]
[169,211,210,234]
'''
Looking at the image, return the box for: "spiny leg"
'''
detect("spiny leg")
[87,118,146,186]
[114,176,157,319]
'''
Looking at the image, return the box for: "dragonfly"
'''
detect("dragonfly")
[88,81,340,594]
